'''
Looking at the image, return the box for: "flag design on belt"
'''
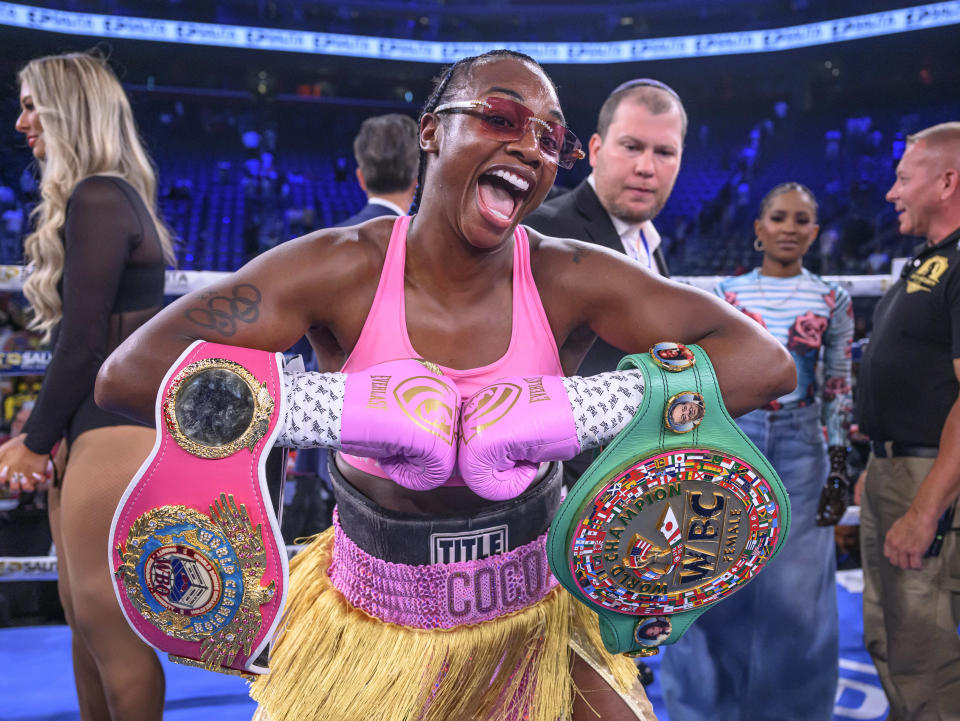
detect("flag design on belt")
[659,504,684,566]
[623,504,683,580]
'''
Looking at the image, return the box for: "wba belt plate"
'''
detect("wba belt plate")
[547,343,791,656]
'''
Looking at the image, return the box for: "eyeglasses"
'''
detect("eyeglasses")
[433,96,585,170]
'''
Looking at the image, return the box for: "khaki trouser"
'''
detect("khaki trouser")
[860,453,960,721]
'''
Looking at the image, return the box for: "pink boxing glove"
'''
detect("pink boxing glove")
[341,359,460,490]
[458,376,580,500]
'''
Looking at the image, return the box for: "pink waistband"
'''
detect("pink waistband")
[328,509,557,629]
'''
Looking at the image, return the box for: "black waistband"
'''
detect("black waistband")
[870,441,939,458]
[328,459,562,565]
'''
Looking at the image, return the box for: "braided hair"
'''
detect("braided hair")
[409,50,557,214]
[758,182,818,220]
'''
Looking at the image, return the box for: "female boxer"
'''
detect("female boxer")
[97,50,794,721]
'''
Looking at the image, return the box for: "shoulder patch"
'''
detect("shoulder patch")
[906,256,949,293]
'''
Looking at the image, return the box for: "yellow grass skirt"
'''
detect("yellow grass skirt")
[249,527,646,721]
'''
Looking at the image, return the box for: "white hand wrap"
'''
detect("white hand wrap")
[274,359,461,490]
[561,369,645,450]
[276,368,346,449]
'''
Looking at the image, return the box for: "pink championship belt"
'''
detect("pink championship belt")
[108,340,288,678]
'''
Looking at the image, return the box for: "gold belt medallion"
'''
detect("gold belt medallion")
[164,358,274,459]
[568,448,782,615]
[114,494,276,672]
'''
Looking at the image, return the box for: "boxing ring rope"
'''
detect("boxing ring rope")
[0,264,902,297]
[0,548,308,583]
[0,264,882,581]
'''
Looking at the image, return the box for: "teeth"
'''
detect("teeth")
[489,169,530,192]
[490,208,509,220]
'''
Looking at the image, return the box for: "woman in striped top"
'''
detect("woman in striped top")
[661,183,854,721]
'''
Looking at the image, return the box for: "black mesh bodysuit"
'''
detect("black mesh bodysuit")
[22,175,166,455]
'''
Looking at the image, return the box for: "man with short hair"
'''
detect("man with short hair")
[526,79,685,378]
[586,80,686,260]
[339,113,419,226]
[525,79,684,496]
[856,121,960,719]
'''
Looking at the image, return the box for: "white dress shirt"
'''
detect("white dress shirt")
[586,174,661,271]
[367,197,407,216]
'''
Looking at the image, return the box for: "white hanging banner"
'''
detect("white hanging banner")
[0,2,957,64]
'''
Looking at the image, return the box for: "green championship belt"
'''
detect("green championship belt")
[547,342,791,656]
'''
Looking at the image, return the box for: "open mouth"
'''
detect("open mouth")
[477,168,533,225]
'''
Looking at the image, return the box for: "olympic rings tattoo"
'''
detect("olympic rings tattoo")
[184,284,261,336]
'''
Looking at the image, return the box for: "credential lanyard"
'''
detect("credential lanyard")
[639,229,652,270]
[627,228,653,270]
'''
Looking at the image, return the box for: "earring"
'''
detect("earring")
[753,237,763,252]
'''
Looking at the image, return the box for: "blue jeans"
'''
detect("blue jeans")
[660,403,838,721]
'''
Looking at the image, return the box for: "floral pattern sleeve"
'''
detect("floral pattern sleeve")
[820,286,854,446]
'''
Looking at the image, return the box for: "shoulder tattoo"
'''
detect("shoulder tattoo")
[184,283,262,336]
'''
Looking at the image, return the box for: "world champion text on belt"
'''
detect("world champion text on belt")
[567,448,781,615]
[114,498,275,673]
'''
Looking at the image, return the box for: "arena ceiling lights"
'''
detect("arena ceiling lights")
[1,1,958,63]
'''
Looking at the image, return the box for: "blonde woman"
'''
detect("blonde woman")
[0,52,174,720]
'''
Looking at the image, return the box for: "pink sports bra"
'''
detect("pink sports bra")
[339,215,563,483]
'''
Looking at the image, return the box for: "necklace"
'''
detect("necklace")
[756,269,803,307]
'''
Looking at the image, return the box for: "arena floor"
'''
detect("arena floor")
[0,570,886,720]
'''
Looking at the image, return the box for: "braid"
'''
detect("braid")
[410,62,460,214]
[409,49,554,214]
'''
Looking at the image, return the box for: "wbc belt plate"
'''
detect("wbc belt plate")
[547,343,791,656]
[108,340,288,677]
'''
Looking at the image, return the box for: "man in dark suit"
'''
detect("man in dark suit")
[525,79,686,378]
[525,79,686,483]
[337,113,419,226]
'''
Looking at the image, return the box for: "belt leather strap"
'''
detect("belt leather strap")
[547,343,791,656]
[109,340,289,678]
